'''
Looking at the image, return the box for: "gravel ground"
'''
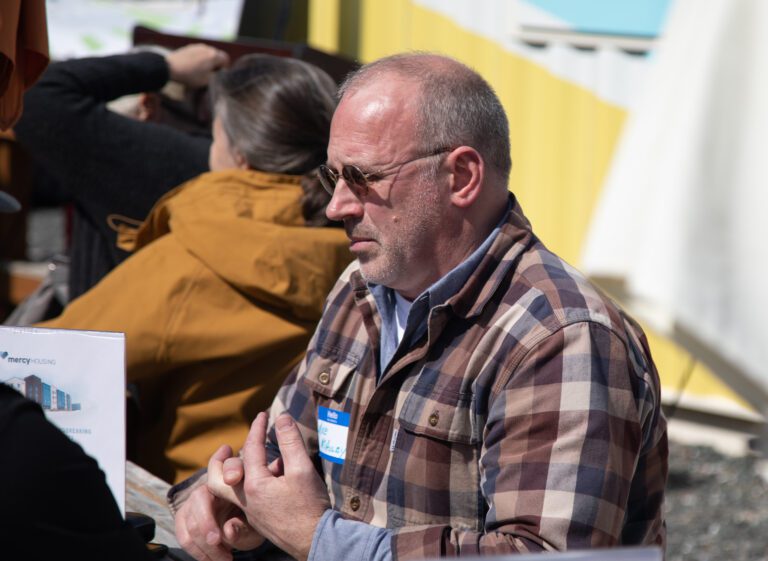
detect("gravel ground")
[666,442,768,561]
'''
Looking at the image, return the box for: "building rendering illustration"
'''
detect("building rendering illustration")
[3,375,80,411]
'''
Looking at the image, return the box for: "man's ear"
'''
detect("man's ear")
[137,92,161,122]
[447,146,484,208]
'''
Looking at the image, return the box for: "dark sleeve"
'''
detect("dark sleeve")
[0,385,154,561]
[31,51,172,104]
[14,51,210,222]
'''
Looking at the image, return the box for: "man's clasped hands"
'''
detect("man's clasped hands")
[175,412,331,561]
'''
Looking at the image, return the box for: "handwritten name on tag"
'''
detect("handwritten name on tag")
[317,406,350,464]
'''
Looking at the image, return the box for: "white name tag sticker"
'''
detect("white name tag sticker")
[318,406,350,464]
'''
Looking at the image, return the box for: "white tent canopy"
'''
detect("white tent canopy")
[582,0,768,412]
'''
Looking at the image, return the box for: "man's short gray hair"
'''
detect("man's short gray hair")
[339,53,512,183]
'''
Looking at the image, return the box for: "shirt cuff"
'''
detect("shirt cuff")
[308,509,393,561]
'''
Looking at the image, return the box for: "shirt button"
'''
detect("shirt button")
[318,371,330,385]
[349,496,361,511]
[428,412,439,427]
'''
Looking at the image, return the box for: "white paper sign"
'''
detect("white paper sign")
[0,326,126,514]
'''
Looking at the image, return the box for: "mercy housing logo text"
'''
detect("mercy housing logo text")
[0,350,56,366]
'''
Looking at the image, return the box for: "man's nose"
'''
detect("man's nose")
[325,178,364,222]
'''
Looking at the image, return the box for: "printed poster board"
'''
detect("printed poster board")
[0,326,126,513]
[46,0,244,59]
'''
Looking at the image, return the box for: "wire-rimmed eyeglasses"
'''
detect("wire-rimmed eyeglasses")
[318,147,451,197]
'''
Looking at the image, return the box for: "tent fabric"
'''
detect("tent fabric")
[581,0,768,410]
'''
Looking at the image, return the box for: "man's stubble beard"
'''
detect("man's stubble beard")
[357,179,443,291]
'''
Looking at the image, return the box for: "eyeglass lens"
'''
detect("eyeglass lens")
[319,165,369,196]
[319,148,449,196]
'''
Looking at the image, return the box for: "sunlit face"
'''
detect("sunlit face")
[325,77,449,299]
[208,115,243,171]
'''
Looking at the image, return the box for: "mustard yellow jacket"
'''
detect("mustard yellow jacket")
[42,170,352,482]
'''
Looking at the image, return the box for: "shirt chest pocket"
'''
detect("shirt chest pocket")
[301,353,359,508]
[303,354,358,402]
[387,386,484,530]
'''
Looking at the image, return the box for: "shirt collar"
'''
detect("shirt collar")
[370,199,512,374]
[378,198,512,308]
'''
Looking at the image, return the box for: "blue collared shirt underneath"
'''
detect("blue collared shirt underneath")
[308,204,509,561]
[371,206,505,376]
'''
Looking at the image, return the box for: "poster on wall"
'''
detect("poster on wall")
[45,0,244,59]
[0,326,126,513]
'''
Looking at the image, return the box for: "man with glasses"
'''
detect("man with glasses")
[172,53,668,561]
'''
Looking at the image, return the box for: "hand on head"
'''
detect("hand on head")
[165,43,230,89]
[176,413,330,561]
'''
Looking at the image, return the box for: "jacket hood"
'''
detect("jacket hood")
[133,170,352,321]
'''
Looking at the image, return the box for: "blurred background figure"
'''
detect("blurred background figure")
[40,54,353,483]
[13,43,228,300]
[0,381,154,560]
[0,0,48,286]
[0,0,48,129]
[1,3,153,558]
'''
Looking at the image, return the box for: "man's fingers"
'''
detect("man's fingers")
[273,414,313,475]
[175,492,233,561]
[187,538,231,561]
[242,411,269,473]
[222,456,244,486]
[212,444,233,461]
[207,479,241,506]
[207,446,240,505]
[222,517,266,551]
[222,517,245,543]
[267,456,284,477]
[207,444,229,486]
[180,540,222,561]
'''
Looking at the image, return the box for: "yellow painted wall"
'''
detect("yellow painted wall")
[307,1,752,412]
[308,0,341,54]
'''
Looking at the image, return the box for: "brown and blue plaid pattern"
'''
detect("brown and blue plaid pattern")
[269,198,666,558]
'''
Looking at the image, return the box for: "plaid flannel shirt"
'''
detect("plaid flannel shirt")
[168,197,668,558]
[264,196,667,559]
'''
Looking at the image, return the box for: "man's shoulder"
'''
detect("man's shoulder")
[494,237,633,342]
[483,237,661,409]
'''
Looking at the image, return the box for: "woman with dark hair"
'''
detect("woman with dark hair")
[40,55,352,484]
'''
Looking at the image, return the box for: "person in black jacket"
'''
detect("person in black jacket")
[1,193,153,559]
[0,383,155,560]
[14,44,228,299]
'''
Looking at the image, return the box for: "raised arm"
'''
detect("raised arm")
[13,49,212,219]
